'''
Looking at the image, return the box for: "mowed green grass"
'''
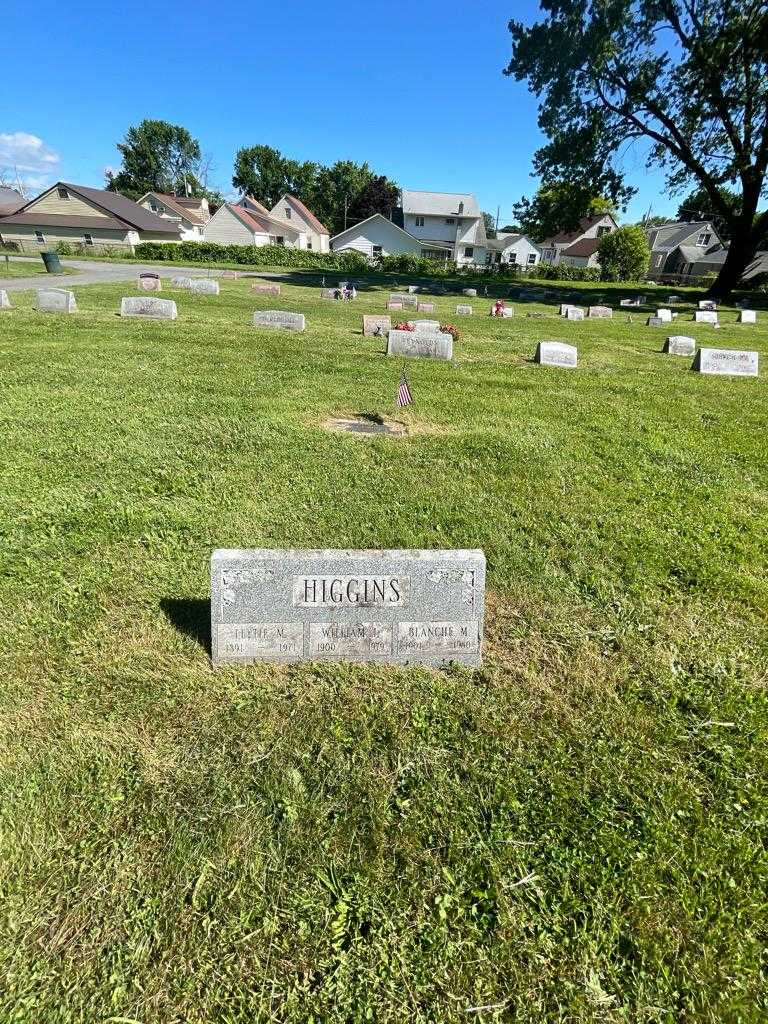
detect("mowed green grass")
[1,277,767,1023]
[0,257,77,279]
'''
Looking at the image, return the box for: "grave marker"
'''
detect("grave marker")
[137,276,162,292]
[0,289,11,309]
[656,308,673,322]
[36,288,77,313]
[211,548,486,667]
[647,316,664,327]
[463,288,478,298]
[387,329,452,361]
[252,310,306,332]
[407,319,441,333]
[566,307,585,321]
[387,301,404,311]
[534,341,578,368]
[321,288,338,299]
[188,279,220,295]
[692,348,758,377]
[363,314,392,337]
[252,282,281,295]
[171,276,193,288]
[417,302,435,313]
[120,296,177,320]
[698,300,717,311]
[694,310,718,324]
[664,335,696,356]
[739,310,757,324]
[588,306,613,319]
[456,305,473,316]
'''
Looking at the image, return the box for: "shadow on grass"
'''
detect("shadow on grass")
[161,597,211,654]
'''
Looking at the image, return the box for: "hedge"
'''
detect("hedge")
[131,241,370,272]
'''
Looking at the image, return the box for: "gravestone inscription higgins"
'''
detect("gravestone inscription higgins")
[692,348,758,376]
[36,288,77,313]
[252,310,306,331]
[120,296,178,320]
[387,329,452,361]
[211,548,486,667]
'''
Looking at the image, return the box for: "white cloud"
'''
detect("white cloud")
[0,132,60,194]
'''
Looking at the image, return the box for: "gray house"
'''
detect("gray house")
[646,220,727,278]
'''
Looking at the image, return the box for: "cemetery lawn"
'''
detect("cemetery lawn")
[2,279,767,1023]
[0,258,76,278]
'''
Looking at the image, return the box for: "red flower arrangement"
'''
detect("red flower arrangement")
[440,323,460,342]
[393,322,415,331]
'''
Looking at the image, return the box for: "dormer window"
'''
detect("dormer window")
[597,225,611,237]
[285,207,291,219]
[149,201,158,212]
[57,187,69,200]
[696,231,711,246]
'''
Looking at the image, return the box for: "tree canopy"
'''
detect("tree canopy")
[512,185,616,242]
[232,146,399,235]
[106,120,219,201]
[505,1,768,296]
[597,224,651,281]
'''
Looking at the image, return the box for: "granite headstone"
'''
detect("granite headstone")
[534,341,578,368]
[664,335,696,356]
[387,329,452,361]
[363,314,392,337]
[120,296,177,320]
[36,288,77,313]
[252,310,306,331]
[692,348,758,377]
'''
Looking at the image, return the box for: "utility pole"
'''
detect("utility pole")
[344,195,348,231]
[495,205,500,233]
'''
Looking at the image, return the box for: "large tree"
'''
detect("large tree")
[512,185,617,242]
[505,1,768,297]
[232,145,317,208]
[675,184,741,240]
[106,120,204,200]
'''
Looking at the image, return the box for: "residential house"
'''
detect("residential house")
[539,213,618,267]
[330,214,435,261]
[485,232,541,268]
[137,191,211,241]
[0,181,182,254]
[204,201,305,248]
[269,194,330,252]
[0,186,24,217]
[397,189,487,265]
[645,220,726,278]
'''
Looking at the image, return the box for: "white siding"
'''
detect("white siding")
[0,223,133,254]
[331,216,422,257]
[204,207,262,245]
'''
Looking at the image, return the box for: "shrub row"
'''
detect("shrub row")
[130,241,371,272]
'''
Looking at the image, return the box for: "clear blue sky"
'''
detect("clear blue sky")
[1,0,673,223]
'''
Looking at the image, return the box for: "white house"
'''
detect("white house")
[204,202,305,247]
[486,232,541,268]
[330,214,439,260]
[399,189,487,265]
[269,194,330,252]
[540,213,618,267]
[137,192,210,241]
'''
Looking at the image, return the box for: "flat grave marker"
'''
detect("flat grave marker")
[36,288,77,314]
[362,314,392,337]
[664,335,696,356]
[120,296,177,320]
[534,341,578,368]
[211,548,486,667]
[387,329,452,361]
[692,348,758,377]
[252,282,281,295]
[252,310,306,332]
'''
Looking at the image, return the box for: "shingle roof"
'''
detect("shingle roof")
[677,243,728,265]
[742,250,768,280]
[561,237,602,258]
[56,183,182,233]
[0,211,130,231]
[541,213,616,246]
[229,204,273,234]
[649,221,715,251]
[401,189,481,219]
[282,194,329,235]
[0,186,23,204]
[0,200,24,216]
[149,193,205,225]
[242,196,271,216]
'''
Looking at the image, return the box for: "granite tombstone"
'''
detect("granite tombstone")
[211,548,486,667]
[188,279,220,295]
[664,335,696,356]
[692,348,758,376]
[137,276,162,292]
[387,329,452,361]
[588,306,613,318]
[739,309,757,324]
[694,310,718,324]
[36,288,77,313]
[120,296,177,320]
[534,341,578,368]
[252,282,281,295]
[252,310,306,331]
[0,289,10,309]
[363,314,392,337]
[456,305,473,315]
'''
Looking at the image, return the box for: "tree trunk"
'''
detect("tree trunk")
[707,232,760,300]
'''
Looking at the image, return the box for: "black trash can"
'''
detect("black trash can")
[41,251,62,274]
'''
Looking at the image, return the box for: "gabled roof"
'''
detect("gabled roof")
[676,243,728,265]
[18,182,181,234]
[487,232,539,251]
[330,212,425,246]
[401,189,481,219]
[141,192,205,225]
[648,221,717,252]
[561,237,602,258]
[278,194,329,235]
[742,250,768,280]
[542,213,617,246]
[241,196,271,216]
[0,186,23,204]
[228,204,273,234]
[0,200,25,216]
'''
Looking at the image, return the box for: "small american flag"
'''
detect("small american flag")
[397,370,413,408]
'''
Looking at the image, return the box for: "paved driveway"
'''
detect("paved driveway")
[0,256,238,292]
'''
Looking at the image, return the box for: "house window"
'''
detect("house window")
[285,207,291,219]
[509,252,518,264]
[415,216,425,227]
[373,245,383,257]
[446,218,455,224]
[307,240,313,250]
[149,201,158,212]
[276,236,285,246]
[35,230,46,245]
[596,225,611,237]
[464,246,474,258]
[57,187,69,200]
[527,252,537,265]
[696,232,711,246]
[83,233,94,246]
